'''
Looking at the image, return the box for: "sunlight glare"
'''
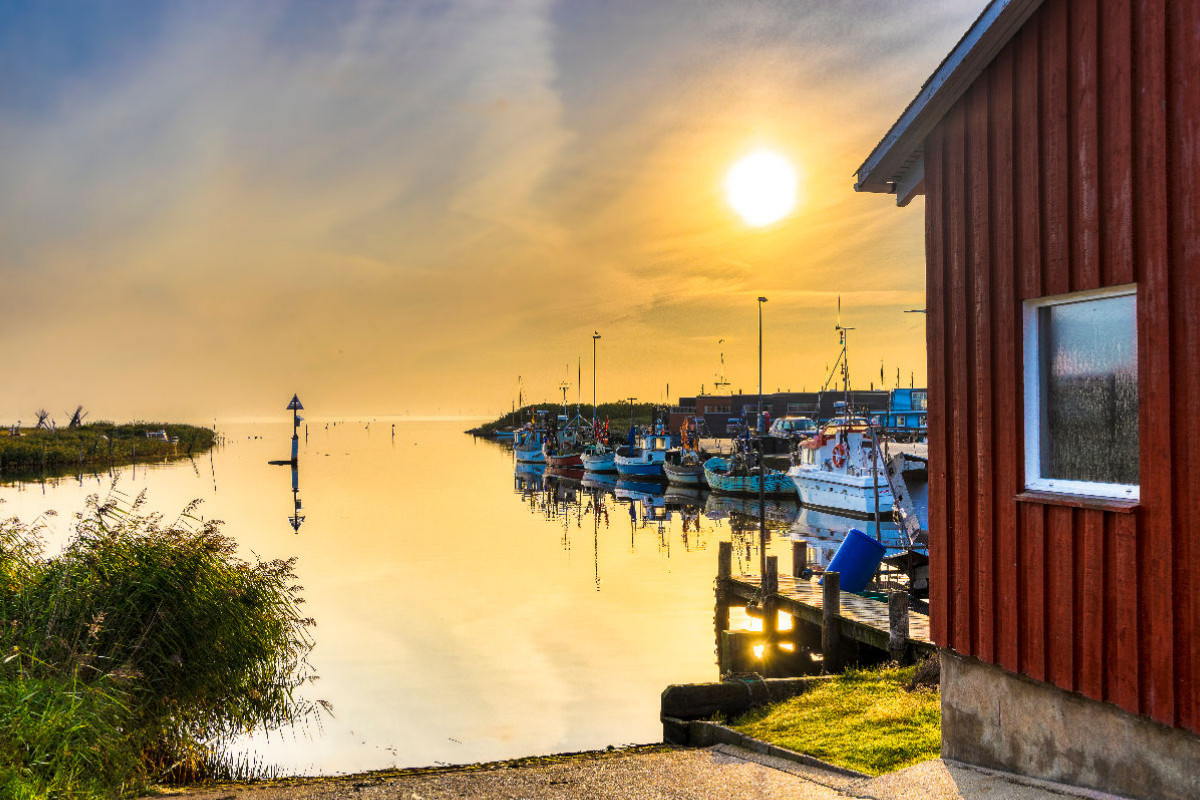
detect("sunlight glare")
[724,150,798,227]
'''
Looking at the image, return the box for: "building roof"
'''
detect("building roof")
[853,0,1045,206]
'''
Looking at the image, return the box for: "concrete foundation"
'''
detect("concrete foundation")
[940,649,1200,800]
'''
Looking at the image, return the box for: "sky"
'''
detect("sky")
[0,0,985,422]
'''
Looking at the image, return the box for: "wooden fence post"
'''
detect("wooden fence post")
[889,590,910,663]
[822,571,841,673]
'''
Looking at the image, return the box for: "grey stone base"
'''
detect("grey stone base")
[941,649,1200,800]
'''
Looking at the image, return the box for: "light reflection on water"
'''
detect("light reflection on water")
[0,418,913,776]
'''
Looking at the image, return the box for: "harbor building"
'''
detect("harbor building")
[856,0,1200,797]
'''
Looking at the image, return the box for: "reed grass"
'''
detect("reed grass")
[0,491,323,798]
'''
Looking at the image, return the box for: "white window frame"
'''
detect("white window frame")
[1022,283,1138,501]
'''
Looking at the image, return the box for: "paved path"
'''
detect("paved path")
[150,745,1130,800]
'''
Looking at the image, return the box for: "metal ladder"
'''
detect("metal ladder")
[866,427,923,548]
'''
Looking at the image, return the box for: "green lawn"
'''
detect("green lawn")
[728,664,940,776]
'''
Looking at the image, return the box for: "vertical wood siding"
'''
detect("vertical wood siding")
[923,0,1199,732]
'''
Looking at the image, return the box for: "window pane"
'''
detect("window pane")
[1038,294,1138,485]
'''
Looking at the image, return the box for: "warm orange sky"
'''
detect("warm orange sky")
[1,1,984,422]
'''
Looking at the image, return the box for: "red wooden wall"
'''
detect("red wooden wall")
[923,0,1200,732]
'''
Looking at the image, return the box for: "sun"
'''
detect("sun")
[724,150,798,227]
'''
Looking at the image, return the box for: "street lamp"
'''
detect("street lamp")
[757,297,768,431]
[756,297,768,586]
[592,331,601,428]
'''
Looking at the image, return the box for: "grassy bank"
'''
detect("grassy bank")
[0,423,216,482]
[470,402,666,435]
[728,663,940,776]
[0,493,321,799]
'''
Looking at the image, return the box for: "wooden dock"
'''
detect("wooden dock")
[715,541,934,676]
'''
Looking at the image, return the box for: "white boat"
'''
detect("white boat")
[513,425,547,463]
[786,416,893,517]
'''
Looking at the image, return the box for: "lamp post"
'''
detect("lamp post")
[592,331,601,428]
[757,297,768,432]
[756,297,768,584]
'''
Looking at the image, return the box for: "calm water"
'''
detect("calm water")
[0,418,916,776]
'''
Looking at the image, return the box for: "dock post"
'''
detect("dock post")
[888,590,910,663]
[763,554,782,666]
[822,572,841,673]
[792,540,807,578]
[764,555,778,594]
[716,541,732,674]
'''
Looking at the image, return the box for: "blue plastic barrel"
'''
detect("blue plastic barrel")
[822,528,886,593]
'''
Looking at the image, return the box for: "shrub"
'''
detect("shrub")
[0,492,322,796]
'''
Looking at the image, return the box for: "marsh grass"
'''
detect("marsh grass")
[0,490,323,798]
[728,663,940,776]
[0,422,216,481]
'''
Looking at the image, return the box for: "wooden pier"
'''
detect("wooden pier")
[715,540,934,676]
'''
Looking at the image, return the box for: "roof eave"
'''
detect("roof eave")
[854,0,1046,205]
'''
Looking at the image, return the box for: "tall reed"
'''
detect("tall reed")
[0,491,323,797]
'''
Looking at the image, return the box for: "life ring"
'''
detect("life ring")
[831,443,848,468]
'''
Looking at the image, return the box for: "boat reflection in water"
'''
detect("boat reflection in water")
[703,493,800,530]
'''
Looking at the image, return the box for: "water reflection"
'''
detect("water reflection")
[4,420,925,777]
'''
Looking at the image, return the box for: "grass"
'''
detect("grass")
[0,422,216,481]
[728,663,940,776]
[0,491,323,798]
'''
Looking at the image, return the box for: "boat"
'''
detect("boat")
[513,425,546,463]
[579,419,616,471]
[663,415,708,485]
[704,454,795,496]
[614,429,672,479]
[493,428,515,441]
[664,450,707,485]
[580,445,616,472]
[786,416,894,517]
[544,447,583,468]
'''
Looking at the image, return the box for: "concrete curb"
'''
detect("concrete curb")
[662,716,869,780]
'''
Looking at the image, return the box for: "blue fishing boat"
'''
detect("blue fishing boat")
[703,455,795,496]
[614,430,672,479]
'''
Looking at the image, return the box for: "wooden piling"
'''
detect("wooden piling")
[822,572,841,672]
[792,540,807,578]
[715,541,732,672]
[889,590,910,663]
[763,556,779,655]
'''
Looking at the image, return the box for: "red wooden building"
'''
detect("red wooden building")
[856,0,1199,796]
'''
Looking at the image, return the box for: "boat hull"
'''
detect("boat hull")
[663,461,706,485]
[614,459,665,479]
[580,452,616,472]
[703,457,795,496]
[514,447,546,464]
[546,453,583,468]
[787,467,894,517]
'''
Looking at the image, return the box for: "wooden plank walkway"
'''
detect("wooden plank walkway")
[724,572,935,657]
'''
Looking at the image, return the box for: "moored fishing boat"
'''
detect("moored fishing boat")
[703,455,795,496]
[580,446,616,472]
[513,425,546,463]
[663,450,706,485]
[663,415,708,485]
[786,416,893,517]
[614,429,672,479]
